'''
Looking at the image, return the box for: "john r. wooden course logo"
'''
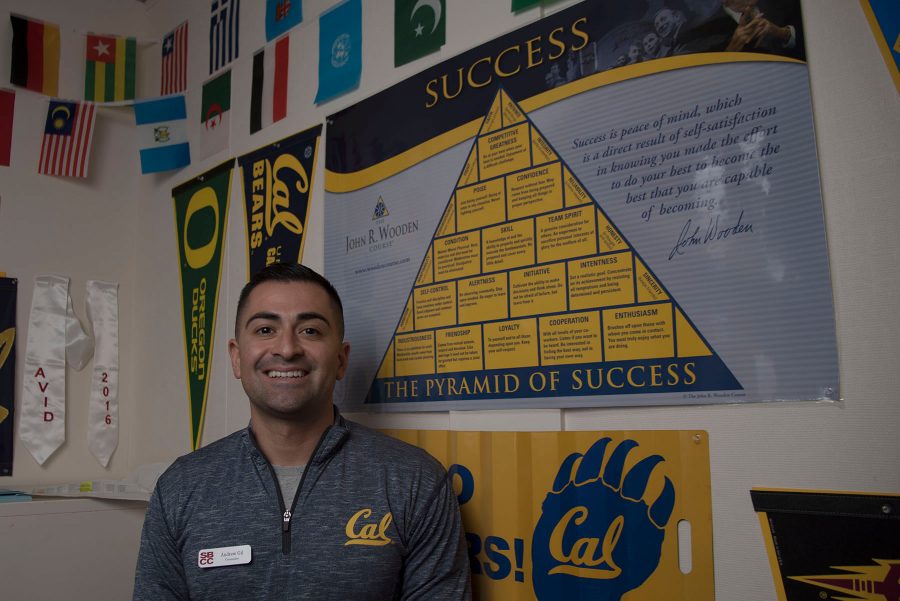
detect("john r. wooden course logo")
[345,196,419,254]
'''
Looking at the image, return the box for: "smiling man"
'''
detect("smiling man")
[134,263,471,601]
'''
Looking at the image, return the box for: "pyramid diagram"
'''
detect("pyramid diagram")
[366,89,740,405]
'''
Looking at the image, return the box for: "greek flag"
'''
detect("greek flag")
[210,0,240,74]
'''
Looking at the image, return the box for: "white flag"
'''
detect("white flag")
[86,280,118,467]
[20,275,93,465]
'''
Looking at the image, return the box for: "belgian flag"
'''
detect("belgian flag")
[9,15,60,96]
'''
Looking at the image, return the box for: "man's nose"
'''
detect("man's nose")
[274,331,303,357]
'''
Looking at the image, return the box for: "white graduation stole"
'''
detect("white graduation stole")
[20,275,93,465]
[85,280,118,467]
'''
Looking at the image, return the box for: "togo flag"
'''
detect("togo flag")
[84,34,136,102]
[198,70,231,160]
[133,95,190,174]
[394,0,445,67]
[172,159,233,450]
[250,35,289,134]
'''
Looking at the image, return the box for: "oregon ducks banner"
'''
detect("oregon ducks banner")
[752,488,900,601]
[173,159,233,450]
[0,276,16,476]
[237,124,322,278]
[386,429,714,600]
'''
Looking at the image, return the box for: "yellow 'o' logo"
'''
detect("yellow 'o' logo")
[183,188,219,269]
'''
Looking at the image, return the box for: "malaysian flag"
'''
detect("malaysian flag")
[161,21,188,95]
[38,100,96,178]
[210,0,240,74]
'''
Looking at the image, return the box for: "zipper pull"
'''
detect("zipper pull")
[282,510,291,532]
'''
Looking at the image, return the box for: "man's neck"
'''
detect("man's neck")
[250,406,335,467]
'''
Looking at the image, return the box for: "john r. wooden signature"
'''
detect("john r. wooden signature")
[669,210,753,260]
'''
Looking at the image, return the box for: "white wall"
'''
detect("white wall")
[0,1,897,600]
[0,498,147,601]
[0,0,149,487]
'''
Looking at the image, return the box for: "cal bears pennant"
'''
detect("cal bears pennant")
[386,429,714,600]
[752,489,900,601]
[237,124,321,278]
[0,277,16,476]
[173,159,233,450]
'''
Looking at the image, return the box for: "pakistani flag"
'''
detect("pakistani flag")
[394,0,445,67]
[199,70,231,160]
[511,0,541,11]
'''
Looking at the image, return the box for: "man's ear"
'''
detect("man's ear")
[336,342,351,380]
[228,338,241,378]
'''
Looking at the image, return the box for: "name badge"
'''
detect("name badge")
[197,545,252,568]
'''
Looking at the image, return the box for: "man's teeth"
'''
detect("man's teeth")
[267,370,305,378]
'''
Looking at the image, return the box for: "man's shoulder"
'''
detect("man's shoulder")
[156,429,247,490]
[342,419,447,478]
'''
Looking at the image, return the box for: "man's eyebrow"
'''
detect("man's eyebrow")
[295,312,331,326]
[244,311,280,328]
[244,311,331,328]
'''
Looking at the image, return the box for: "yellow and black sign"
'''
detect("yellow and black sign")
[387,428,714,600]
[752,488,900,601]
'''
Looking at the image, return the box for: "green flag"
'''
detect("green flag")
[394,0,446,67]
[172,159,233,450]
[511,0,542,11]
[198,70,232,160]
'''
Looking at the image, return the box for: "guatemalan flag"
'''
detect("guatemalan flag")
[133,95,190,174]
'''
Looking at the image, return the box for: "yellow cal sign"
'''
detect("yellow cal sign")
[249,154,307,249]
[382,429,714,601]
[344,509,393,546]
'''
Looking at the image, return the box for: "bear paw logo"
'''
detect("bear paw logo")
[531,438,675,601]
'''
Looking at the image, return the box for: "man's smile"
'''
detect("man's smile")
[265,369,308,379]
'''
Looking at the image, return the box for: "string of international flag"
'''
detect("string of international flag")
[0,0,477,177]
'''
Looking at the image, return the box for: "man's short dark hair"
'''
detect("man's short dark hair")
[234,263,345,339]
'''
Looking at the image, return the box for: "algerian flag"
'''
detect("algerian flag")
[394,0,445,67]
[198,70,231,160]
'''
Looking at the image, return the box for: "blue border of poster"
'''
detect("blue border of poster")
[325,0,838,411]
